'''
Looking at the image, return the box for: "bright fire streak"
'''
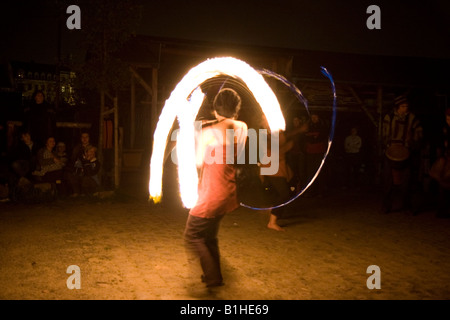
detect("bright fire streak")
[176,87,205,208]
[149,57,285,208]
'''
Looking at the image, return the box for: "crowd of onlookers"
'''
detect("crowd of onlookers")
[0,130,101,202]
[0,90,101,202]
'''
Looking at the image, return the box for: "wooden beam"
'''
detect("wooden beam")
[98,91,105,185]
[130,73,136,148]
[151,67,158,136]
[347,85,378,127]
[114,96,120,189]
[101,108,115,117]
[8,121,92,129]
[129,66,153,96]
[377,86,384,156]
[56,122,92,129]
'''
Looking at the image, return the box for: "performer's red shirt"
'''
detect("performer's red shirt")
[189,145,239,218]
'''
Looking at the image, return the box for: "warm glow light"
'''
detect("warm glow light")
[176,87,205,208]
[149,57,285,208]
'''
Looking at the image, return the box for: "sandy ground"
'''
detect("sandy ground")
[1,172,450,301]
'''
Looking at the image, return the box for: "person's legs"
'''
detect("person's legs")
[81,176,99,195]
[184,214,224,286]
[67,172,81,195]
[203,216,224,285]
[382,157,394,213]
[399,166,412,212]
[267,212,285,231]
[42,169,63,183]
[11,160,30,178]
[266,176,290,231]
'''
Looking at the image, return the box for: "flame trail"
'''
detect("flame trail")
[148,57,285,208]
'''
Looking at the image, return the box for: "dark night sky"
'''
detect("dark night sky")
[1,0,449,65]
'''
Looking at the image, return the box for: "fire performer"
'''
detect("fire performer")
[183,88,247,288]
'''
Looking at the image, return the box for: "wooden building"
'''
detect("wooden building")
[2,34,449,190]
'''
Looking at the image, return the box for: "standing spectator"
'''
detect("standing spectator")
[381,94,423,214]
[22,90,56,149]
[344,126,362,188]
[304,112,328,196]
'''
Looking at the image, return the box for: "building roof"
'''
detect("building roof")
[120,34,450,88]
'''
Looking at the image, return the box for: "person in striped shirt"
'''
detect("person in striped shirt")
[381,94,423,214]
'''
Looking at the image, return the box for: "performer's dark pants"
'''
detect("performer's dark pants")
[184,214,224,287]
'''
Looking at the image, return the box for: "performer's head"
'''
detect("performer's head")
[213,88,241,119]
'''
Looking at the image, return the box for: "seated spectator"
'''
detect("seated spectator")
[68,145,101,196]
[32,137,64,183]
[65,132,92,194]
[55,142,69,168]
[10,131,38,181]
[69,132,91,169]
[344,126,362,188]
